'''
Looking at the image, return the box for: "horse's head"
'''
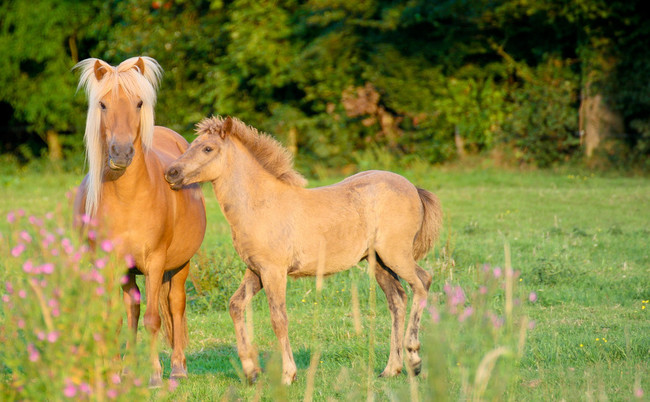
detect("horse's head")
[75,56,162,215]
[165,117,233,190]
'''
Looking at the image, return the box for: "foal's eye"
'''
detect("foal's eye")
[136,100,143,109]
[203,146,213,153]
[99,102,106,110]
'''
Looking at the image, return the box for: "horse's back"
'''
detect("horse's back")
[151,126,190,168]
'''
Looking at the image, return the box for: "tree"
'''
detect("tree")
[0,0,96,161]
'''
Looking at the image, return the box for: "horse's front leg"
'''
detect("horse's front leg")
[121,271,141,374]
[260,268,296,385]
[143,254,166,388]
[168,262,190,380]
[229,268,263,384]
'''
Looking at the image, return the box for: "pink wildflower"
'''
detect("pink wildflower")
[107,389,118,399]
[120,275,130,285]
[2,294,9,303]
[458,306,474,322]
[41,263,55,275]
[87,230,97,241]
[168,378,179,391]
[529,292,538,303]
[63,381,77,398]
[18,289,26,298]
[101,240,114,253]
[427,305,440,323]
[6,211,16,224]
[81,214,92,224]
[5,281,13,294]
[28,216,43,227]
[27,343,40,362]
[23,260,34,273]
[95,258,107,269]
[11,244,26,258]
[111,373,121,384]
[19,231,32,243]
[125,254,136,268]
[45,212,54,220]
[47,331,59,343]
[17,319,25,328]
[493,267,502,278]
[37,330,46,341]
[79,382,91,394]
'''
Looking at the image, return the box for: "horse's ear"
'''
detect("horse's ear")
[220,117,233,139]
[94,60,108,81]
[134,57,146,75]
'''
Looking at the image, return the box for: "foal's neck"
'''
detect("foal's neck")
[212,140,281,224]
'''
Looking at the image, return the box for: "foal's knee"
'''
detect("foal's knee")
[229,295,244,320]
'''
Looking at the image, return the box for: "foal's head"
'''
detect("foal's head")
[75,56,162,214]
[165,117,233,190]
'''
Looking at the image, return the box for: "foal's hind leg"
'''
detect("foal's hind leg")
[168,262,190,380]
[375,262,408,377]
[229,268,263,384]
[378,253,429,376]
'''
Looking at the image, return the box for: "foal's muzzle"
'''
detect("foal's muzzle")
[164,166,183,190]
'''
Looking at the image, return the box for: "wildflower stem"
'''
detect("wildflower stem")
[504,242,513,326]
[27,279,54,333]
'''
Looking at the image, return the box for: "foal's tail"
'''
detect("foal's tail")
[413,188,443,261]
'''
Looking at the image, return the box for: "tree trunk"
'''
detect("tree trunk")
[579,91,623,157]
[46,130,63,161]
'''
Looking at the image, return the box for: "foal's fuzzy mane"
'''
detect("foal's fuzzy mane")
[74,56,163,216]
[197,116,307,187]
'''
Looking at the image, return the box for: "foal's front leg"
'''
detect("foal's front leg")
[229,268,263,383]
[260,268,296,385]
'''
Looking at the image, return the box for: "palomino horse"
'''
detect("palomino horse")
[165,116,442,384]
[73,57,206,386]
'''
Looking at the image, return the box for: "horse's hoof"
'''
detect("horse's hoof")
[148,375,163,389]
[170,366,188,380]
[282,372,297,385]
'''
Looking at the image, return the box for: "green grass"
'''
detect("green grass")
[1,167,648,400]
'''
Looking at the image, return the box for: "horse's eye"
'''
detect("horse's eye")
[99,102,106,110]
[136,100,143,109]
[204,146,213,153]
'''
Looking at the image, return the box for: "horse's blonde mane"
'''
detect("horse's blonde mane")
[197,116,307,187]
[74,56,163,216]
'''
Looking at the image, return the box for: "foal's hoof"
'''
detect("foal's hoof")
[245,371,259,385]
[407,358,422,376]
[148,375,163,389]
[379,368,402,378]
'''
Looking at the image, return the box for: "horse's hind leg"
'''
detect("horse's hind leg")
[169,262,190,380]
[259,267,297,385]
[374,261,407,377]
[229,268,263,384]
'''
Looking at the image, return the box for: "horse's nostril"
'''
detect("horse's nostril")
[111,144,118,154]
[127,146,134,157]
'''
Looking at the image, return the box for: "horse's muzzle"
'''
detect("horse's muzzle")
[108,142,134,170]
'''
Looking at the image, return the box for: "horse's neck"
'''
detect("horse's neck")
[102,142,154,198]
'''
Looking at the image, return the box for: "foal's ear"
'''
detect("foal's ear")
[220,116,233,139]
[93,60,108,81]
[133,57,146,75]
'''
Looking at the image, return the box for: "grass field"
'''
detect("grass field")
[1,166,648,400]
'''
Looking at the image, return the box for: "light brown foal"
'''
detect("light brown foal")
[166,116,442,385]
[73,57,206,387]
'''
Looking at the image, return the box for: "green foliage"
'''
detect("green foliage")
[2,0,650,169]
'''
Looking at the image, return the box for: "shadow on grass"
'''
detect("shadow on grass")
[161,346,315,381]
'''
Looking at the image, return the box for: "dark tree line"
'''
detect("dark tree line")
[1,0,649,170]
